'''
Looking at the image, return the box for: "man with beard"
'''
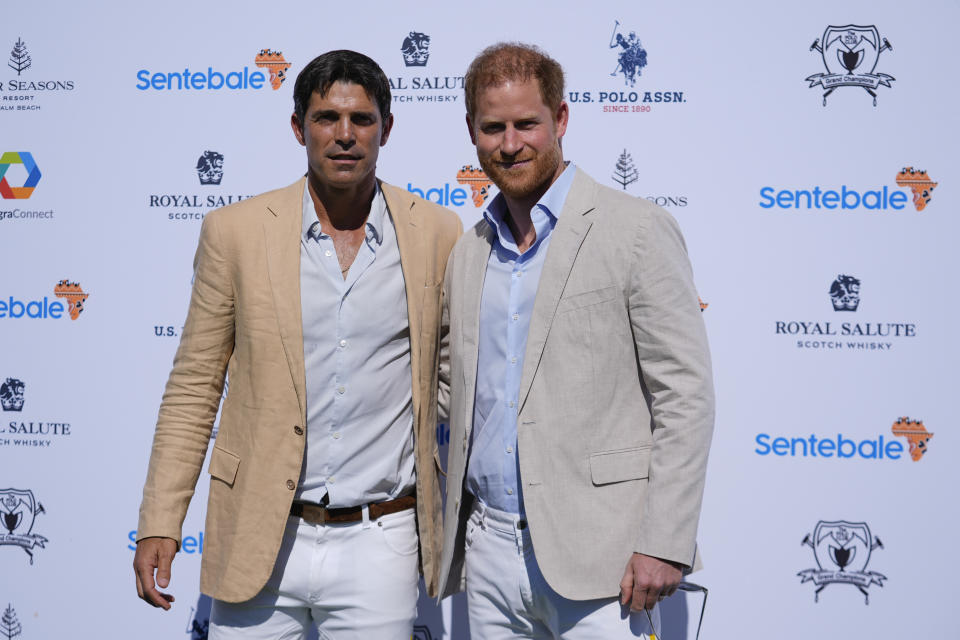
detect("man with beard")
[437,43,714,638]
[133,50,461,639]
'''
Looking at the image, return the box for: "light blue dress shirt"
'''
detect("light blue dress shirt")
[297,182,415,507]
[467,163,576,513]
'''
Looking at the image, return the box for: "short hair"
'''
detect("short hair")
[293,50,392,126]
[464,43,565,122]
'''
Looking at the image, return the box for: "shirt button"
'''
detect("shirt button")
[509,401,516,408]
[506,446,513,454]
[507,488,514,495]
[512,314,519,321]
[337,386,346,394]
[286,479,296,490]
[324,250,332,257]
[339,339,347,348]
[511,356,518,364]
[294,425,304,436]
[332,432,341,439]
[328,476,335,483]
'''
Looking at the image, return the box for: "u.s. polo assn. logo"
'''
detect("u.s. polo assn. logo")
[807,25,894,106]
[0,488,47,564]
[799,520,886,603]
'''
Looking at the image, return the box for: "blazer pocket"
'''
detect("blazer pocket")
[557,285,618,314]
[209,445,241,487]
[589,445,651,486]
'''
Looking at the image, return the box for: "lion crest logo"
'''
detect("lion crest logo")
[196,151,224,186]
[401,32,430,67]
[829,275,861,312]
[0,378,24,412]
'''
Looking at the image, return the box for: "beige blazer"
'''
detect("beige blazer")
[438,168,714,600]
[137,178,462,602]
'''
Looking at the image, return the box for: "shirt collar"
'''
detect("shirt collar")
[302,180,385,246]
[483,161,576,253]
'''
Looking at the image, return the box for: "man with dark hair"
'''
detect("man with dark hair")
[438,42,714,638]
[133,49,461,639]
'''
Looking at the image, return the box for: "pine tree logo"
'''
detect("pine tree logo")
[8,39,31,76]
[612,149,638,190]
[0,604,22,640]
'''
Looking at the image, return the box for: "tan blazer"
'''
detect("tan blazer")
[438,168,714,600]
[137,177,462,602]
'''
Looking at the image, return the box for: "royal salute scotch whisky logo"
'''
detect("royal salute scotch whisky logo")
[149,152,252,221]
[0,378,24,412]
[891,417,933,461]
[389,30,462,104]
[1,378,72,449]
[0,488,47,564]
[196,151,224,186]
[799,520,886,603]
[401,32,430,67]
[567,20,686,114]
[2,37,76,113]
[760,166,939,212]
[807,25,894,106]
[0,151,41,199]
[776,275,917,351]
[895,167,937,211]
[136,49,290,91]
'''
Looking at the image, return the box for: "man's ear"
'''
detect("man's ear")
[380,113,395,147]
[465,113,477,145]
[291,113,306,146]
[555,100,569,140]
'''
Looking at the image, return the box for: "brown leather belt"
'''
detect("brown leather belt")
[290,495,416,525]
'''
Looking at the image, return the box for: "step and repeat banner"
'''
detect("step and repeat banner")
[1,1,956,638]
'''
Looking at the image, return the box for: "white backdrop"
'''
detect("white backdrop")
[1,1,957,639]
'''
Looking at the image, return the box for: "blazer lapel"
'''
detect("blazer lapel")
[264,178,308,421]
[380,182,426,419]
[518,169,596,412]
[460,223,495,437]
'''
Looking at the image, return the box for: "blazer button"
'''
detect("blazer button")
[286,479,296,490]
[294,425,304,435]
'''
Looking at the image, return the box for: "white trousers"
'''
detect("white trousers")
[465,502,659,639]
[209,507,419,640]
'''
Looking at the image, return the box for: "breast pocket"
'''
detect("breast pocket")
[556,285,619,314]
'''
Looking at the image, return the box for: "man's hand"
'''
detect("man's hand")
[133,537,178,610]
[619,552,683,611]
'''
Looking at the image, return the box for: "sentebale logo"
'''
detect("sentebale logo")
[136,49,290,91]
[0,152,41,199]
[455,165,492,207]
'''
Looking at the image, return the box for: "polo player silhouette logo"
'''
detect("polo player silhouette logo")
[807,25,894,106]
[609,21,647,87]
